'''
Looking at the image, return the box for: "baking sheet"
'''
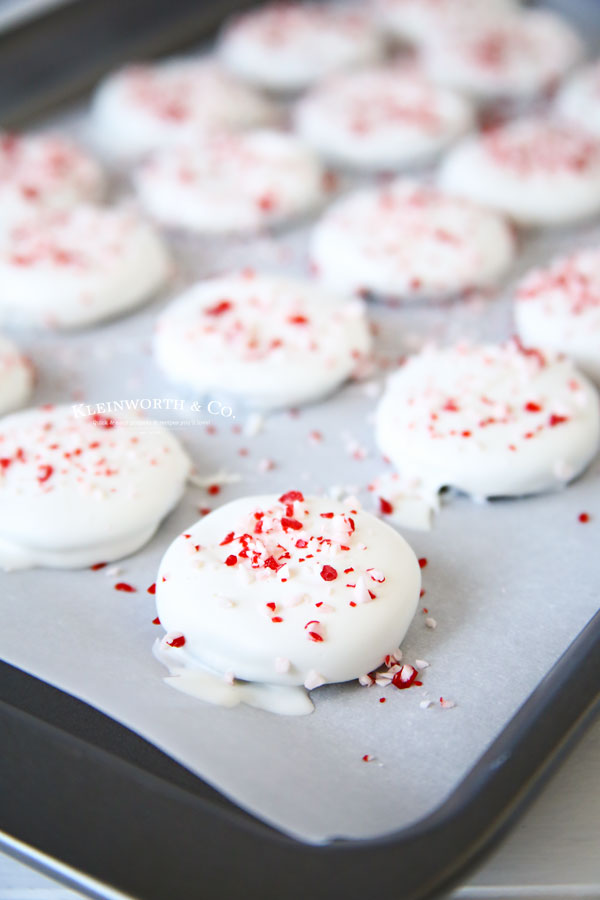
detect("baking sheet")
[1,12,600,845]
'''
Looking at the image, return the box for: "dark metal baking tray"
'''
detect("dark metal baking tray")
[0,1,599,898]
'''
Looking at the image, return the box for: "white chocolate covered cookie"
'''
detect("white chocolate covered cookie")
[134,130,326,234]
[515,248,600,384]
[154,271,371,409]
[310,178,515,300]
[422,10,583,103]
[293,65,474,171]
[375,341,600,499]
[0,132,104,236]
[154,491,421,714]
[0,205,171,329]
[90,59,277,162]
[0,335,33,416]
[370,0,517,46]
[439,118,600,227]
[0,405,190,570]
[218,3,383,93]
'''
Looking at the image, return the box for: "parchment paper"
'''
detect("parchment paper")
[1,4,600,844]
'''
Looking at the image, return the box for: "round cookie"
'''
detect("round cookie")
[515,248,600,383]
[309,178,515,301]
[0,405,190,570]
[0,205,171,329]
[218,3,383,93]
[90,59,277,162]
[293,64,474,171]
[0,132,104,236]
[154,491,421,707]
[439,118,600,227]
[154,271,371,409]
[421,10,583,103]
[556,60,600,138]
[371,0,517,46]
[0,335,33,416]
[375,341,600,499]
[134,130,326,234]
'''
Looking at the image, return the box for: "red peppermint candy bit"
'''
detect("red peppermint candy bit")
[271,616,283,623]
[147,583,156,594]
[308,631,324,642]
[281,517,303,531]
[524,401,542,413]
[295,538,308,548]
[264,556,281,571]
[207,484,221,495]
[320,512,334,519]
[205,300,232,316]
[266,602,276,612]
[379,496,393,515]
[90,562,107,571]
[220,532,235,546]
[288,315,309,325]
[257,193,276,211]
[91,413,116,429]
[166,634,186,648]
[379,697,386,704]
[152,617,161,625]
[579,512,591,523]
[418,558,428,569]
[225,555,237,566]
[0,458,12,470]
[37,464,53,484]
[320,565,338,582]
[549,413,569,427]
[279,490,304,504]
[114,582,137,593]
[392,664,419,690]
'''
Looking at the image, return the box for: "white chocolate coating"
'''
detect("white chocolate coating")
[154,272,371,409]
[556,60,600,138]
[375,341,600,499]
[422,10,583,102]
[155,492,421,701]
[218,3,383,93]
[439,118,600,227]
[515,248,600,384]
[134,130,326,234]
[0,335,33,416]
[0,133,104,236]
[293,65,474,171]
[309,178,515,301]
[0,405,191,570]
[0,205,171,329]
[90,59,277,162]
[371,0,517,46]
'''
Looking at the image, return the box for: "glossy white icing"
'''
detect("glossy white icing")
[310,178,515,300]
[219,3,383,93]
[154,492,421,713]
[375,340,600,499]
[0,205,171,329]
[439,118,600,227]
[90,59,277,162]
[294,64,474,171]
[0,405,191,570]
[154,271,371,409]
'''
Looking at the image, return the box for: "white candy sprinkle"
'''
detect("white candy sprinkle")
[274,656,291,674]
[420,700,434,709]
[425,617,437,629]
[440,698,456,709]
[415,659,430,669]
[304,670,326,690]
[358,674,374,686]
